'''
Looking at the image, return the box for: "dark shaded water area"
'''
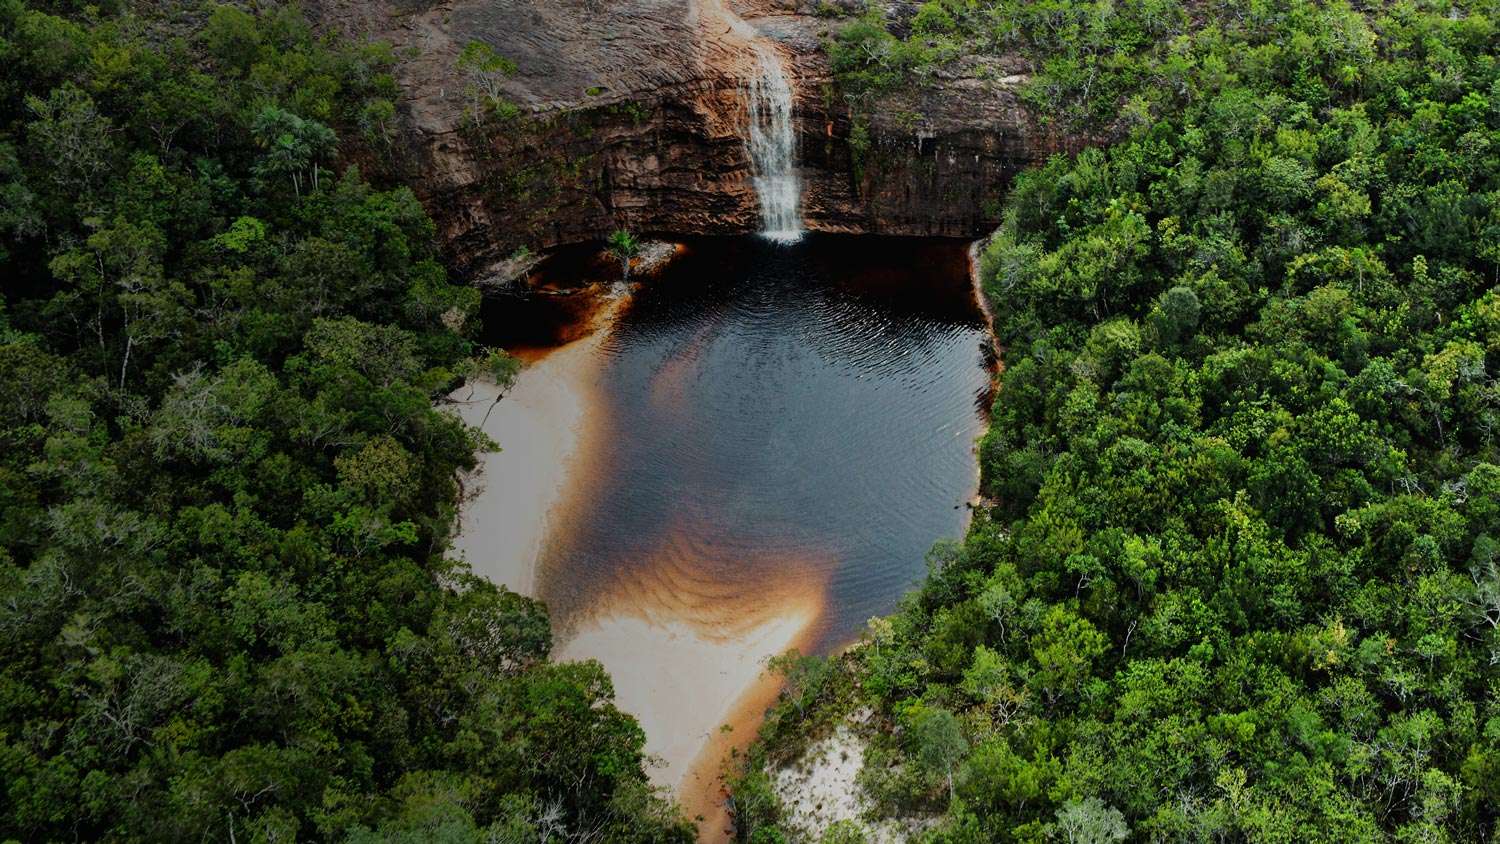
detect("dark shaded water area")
[479,234,993,654]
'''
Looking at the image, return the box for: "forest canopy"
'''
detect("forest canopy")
[736,0,1500,841]
[5,0,1500,841]
[0,2,690,840]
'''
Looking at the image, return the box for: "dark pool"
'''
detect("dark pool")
[480,234,992,653]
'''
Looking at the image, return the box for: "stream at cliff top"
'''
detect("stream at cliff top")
[451,234,991,834]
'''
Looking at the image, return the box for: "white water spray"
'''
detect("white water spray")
[744,42,802,242]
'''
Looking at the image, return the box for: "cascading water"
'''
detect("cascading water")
[744,42,802,242]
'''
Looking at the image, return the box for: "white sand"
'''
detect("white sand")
[771,712,937,843]
[448,254,856,842]
[446,277,817,841]
[446,295,623,597]
[555,600,817,797]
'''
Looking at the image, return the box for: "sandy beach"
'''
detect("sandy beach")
[555,600,817,796]
[447,280,818,838]
[446,236,989,843]
[447,290,626,594]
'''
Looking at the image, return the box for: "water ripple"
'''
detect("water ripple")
[502,234,992,653]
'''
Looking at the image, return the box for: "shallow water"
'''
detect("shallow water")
[462,234,991,831]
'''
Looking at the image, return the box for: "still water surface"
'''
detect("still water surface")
[468,234,991,828]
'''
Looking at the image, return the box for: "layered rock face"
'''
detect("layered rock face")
[311,0,1074,277]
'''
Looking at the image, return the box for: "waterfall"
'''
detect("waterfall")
[744,43,802,242]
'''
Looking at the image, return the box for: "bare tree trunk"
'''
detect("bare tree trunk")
[119,334,133,389]
[479,389,506,428]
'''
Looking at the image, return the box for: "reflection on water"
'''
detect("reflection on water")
[471,234,990,830]
[506,236,991,647]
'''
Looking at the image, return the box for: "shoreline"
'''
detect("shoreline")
[446,286,628,596]
[447,236,995,843]
[555,599,820,817]
[965,236,1003,515]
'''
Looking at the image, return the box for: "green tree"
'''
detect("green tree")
[607,228,641,284]
[1053,798,1129,844]
[24,82,111,198]
[766,650,833,724]
[456,40,518,120]
[251,105,337,196]
[0,4,691,841]
[907,704,967,804]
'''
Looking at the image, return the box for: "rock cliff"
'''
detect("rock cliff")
[311,0,1079,278]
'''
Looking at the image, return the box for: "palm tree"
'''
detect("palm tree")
[606,229,640,284]
[251,105,336,197]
